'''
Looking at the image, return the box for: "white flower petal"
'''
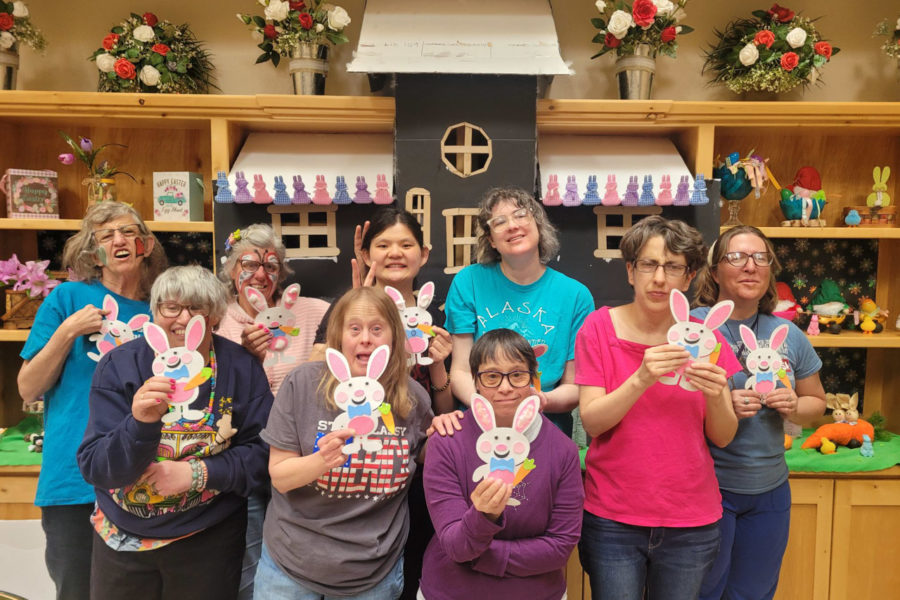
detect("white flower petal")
[739,43,759,67]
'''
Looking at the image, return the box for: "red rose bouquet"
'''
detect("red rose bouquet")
[89,12,215,94]
[590,0,693,60]
[704,4,840,94]
[0,0,46,53]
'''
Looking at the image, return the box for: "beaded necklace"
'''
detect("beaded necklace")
[179,347,217,432]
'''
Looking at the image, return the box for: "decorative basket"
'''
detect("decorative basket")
[1,270,67,329]
[843,206,897,227]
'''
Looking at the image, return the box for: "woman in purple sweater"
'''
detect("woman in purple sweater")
[420,329,583,600]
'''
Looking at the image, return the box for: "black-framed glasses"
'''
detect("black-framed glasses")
[476,370,533,389]
[93,224,142,244]
[633,259,689,278]
[721,251,773,268]
[486,207,533,232]
[157,302,209,318]
[240,259,280,275]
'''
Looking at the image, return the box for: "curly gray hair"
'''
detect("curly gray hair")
[217,223,292,296]
[151,266,229,323]
[475,187,560,265]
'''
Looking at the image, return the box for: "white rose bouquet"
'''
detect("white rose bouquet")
[0,0,46,53]
[238,0,351,67]
[591,0,692,60]
[89,12,216,94]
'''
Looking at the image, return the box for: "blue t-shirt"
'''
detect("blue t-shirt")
[445,262,594,394]
[21,281,151,507]
[692,308,822,494]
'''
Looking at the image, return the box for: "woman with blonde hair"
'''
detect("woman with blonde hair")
[18,201,166,600]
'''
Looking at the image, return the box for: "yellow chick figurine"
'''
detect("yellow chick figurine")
[860,315,877,335]
[819,437,837,455]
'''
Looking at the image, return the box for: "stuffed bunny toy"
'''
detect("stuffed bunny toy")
[867,166,891,208]
[326,345,390,455]
[87,294,150,362]
[244,283,301,367]
[660,289,734,391]
[384,282,435,367]
[143,315,210,424]
[471,393,540,507]
[739,323,789,397]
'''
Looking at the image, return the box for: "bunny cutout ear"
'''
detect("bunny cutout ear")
[881,166,891,184]
[127,314,150,331]
[281,283,301,309]
[873,166,881,184]
[102,294,118,321]
[703,300,734,330]
[417,281,435,309]
[325,347,352,383]
[769,323,789,351]
[739,324,758,351]
[143,322,170,354]
[184,315,206,351]
[669,289,690,323]
[512,395,540,434]
[383,286,407,310]
[244,286,269,313]
[366,345,391,381]
[471,394,496,432]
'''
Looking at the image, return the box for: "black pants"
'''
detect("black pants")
[90,507,247,600]
[41,503,94,600]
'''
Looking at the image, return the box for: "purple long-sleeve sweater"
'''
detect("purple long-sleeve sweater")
[420,414,584,600]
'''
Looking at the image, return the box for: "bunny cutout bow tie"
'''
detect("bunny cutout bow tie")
[348,403,371,419]
[679,343,700,358]
[756,372,775,384]
[167,364,191,380]
[490,457,516,473]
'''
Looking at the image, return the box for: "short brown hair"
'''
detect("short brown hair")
[469,328,538,379]
[619,215,706,274]
[475,187,560,265]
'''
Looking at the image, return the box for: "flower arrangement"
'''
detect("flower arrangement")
[0,1,46,53]
[590,0,693,59]
[874,16,900,60]
[90,12,215,94]
[238,0,351,67]
[0,254,60,298]
[57,131,133,181]
[704,4,839,94]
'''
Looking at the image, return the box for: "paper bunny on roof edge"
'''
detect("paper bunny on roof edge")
[244,283,302,367]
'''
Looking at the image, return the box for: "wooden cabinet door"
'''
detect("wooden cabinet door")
[774,478,834,600]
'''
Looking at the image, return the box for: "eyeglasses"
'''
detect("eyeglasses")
[93,224,142,244]
[633,259,689,278]
[476,370,533,389]
[157,302,209,318]
[486,207,533,232]
[240,259,280,275]
[721,251,773,268]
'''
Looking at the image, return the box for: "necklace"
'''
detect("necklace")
[721,312,760,367]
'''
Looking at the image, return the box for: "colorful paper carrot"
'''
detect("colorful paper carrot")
[182,367,212,391]
[709,342,722,365]
[280,325,300,336]
[416,323,436,337]
[379,402,396,434]
[532,371,542,392]
[513,458,536,486]
[776,368,793,392]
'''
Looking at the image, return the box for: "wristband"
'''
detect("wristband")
[431,377,451,393]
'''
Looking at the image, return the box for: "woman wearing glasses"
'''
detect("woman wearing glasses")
[215,223,329,599]
[77,266,273,599]
[445,187,594,436]
[18,202,166,600]
[575,216,741,600]
[693,226,825,600]
[420,328,583,600]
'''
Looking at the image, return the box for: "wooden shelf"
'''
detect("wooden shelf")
[807,330,900,348]
[722,226,900,239]
[0,331,28,342]
[0,218,214,233]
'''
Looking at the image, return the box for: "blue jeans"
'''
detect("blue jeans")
[41,503,94,600]
[238,490,270,600]
[255,543,404,600]
[579,512,720,600]
[699,481,791,600]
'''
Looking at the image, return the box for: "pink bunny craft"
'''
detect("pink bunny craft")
[87,294,150,362]
[326,345,391,455]
[471,393,540,507]
[562,175,582,207]
[384,282,436,367]
[353,176,373,204]
[143,315,211,424]
[739,323,789,397]
[233,171,252,204]
[601,174,621,206]
[252,174,273,204]
[543,174,561,206]
[660,289,734,391]
[244,283,302,367]
[292,175,311,204]
[373,174,392,205]
[656,174,674,206]
[311,175,332,205]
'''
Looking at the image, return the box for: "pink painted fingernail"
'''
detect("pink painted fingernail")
[167,393,173,399]
[169,379,175,384]
[156,399,163,404]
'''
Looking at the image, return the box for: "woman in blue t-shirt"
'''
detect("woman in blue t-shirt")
[692,225,826,600]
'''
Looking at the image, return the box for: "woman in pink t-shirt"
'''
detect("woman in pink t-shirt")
[574,216,740,600]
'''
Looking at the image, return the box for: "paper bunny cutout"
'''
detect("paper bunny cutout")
[471,393,540,507]
[311,174,332,205]
[384,282,435,367]
[272,175,291,205]
[87,294,150,362]
[233,171,252,204]
[622,175,640,206]
[332,175,352,205]
[690,173,709,205]
[543,174,561,206]
[638,175,656,206]
[867,166,891,207]
[659,289,734,391]
[373,174,392,205]
[656,174,674,206]
[739,323,789,396]
[601,174,621,206]
[562,175,581,207]
[353,176,372,204]
[252,174,272,204]
[583,175,601,206]
[674,175,690,206]
[244,283,301,367]
[292,175,311,204]
[326,345,390,455]
[144,315,210,424]
[214,171,234,204]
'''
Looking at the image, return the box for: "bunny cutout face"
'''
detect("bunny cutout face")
[326,345,391,455]
[471,394,540,506]
[384,282,435,367]
[87,294,150,362]
[144,315,209,423]
[245,283,302,367]
[660,290,734,391]
[739,323,788,396]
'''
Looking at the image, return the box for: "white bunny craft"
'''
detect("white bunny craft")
[470,393,540,507]
[87,294,151,362]
[143,315,212,424]
[384,282,436,368]
[244,283,302,367]
[660,289,734,391]
[739,323,789,397]
[326,344,392,455]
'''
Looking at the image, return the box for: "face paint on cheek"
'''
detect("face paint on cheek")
[134,237,145,257]
[95,246,108,266]
[237,269,255,295]
[265,252,279,284]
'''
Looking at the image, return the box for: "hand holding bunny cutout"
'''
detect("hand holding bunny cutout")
[244,283,301,367]
[739,323,789,397]
[87,294,150,362]
[384,282,436,367]
[143,315,211,424]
